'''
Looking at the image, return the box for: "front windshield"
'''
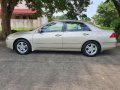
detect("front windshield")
[30,22,49,31]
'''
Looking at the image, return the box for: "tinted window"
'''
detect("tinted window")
[66,22,91,32]
[41,22,63,32]
[67,23,78,31]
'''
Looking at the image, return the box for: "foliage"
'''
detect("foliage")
[96,25,113,30]
[111,18,120,39]
[0,0,90,39]
[55,15,68,20]
[55,14,91,22]
[82,16,91,22]
[25,0,66,17]
[106,0,120,16]
[92,1,119,27]
[0,0,90,18]
[66,0,90,20]
[25,0,90,19]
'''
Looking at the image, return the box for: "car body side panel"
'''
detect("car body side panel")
[32,32,63,50]
[62,31,93,49]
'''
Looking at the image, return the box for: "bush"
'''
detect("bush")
[111,18,120,41]
[11,30,18,33]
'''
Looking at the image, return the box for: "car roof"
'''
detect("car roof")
[54,20,83,23]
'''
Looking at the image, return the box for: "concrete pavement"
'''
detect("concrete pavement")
[0,42,120,90]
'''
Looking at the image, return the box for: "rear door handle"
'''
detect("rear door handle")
[55,34,62,37]
[83,33,89,36]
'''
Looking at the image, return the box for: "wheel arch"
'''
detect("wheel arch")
[81,40,102,52]
[13,38,32,50]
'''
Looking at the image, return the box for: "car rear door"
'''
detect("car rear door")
[32,22,64,50]
[62,22,92,49]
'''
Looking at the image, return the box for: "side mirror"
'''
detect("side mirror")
[38,29,41,33]
[38,29,44,33]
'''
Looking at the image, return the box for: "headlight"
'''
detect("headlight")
[6,35,12,40]
[6,35,10,40]
[6,36,9,40]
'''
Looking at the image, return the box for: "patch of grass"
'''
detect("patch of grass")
[0,27,32,32]
[96,25,113,30]
[12,28,32,31]
[0,27,33,40]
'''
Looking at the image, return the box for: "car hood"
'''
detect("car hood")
[11,31,34,36]
[7,30,35,39]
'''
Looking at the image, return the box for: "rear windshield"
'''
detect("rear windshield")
[84,23,102,31]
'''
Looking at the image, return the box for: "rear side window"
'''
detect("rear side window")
[66,22,91,32]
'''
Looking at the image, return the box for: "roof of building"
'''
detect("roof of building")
[0,9,36,15]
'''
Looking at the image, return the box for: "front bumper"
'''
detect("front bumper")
[6,38,15,50]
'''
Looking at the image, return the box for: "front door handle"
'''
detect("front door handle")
[55,34,62,37]
[83,33,89,36]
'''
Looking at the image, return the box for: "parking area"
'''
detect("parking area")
[0,42,120,90]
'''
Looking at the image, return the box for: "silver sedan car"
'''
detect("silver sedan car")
[6,20,117,56]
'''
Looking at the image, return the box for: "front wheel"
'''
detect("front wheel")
[82,41,101,57]
[14,39,31,55]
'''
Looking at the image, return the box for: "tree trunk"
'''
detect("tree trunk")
[1,14,12,39]
[112,0,120,17]
[0,0,14,39]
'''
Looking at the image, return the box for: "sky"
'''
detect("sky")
[86,0,105,17]
[54,0,106,18]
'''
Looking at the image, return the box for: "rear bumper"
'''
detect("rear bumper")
[101,42,117,51]
[116,43,120,47]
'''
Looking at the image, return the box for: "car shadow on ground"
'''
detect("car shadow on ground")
[33,50,82,55]
[32,49,117,57]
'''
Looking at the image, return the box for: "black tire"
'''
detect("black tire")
[14,39,31,55]
[82,41,101,57]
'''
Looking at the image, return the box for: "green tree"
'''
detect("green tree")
[106,0,120,16]
[55,15,68,20]
[81,14,91,22]
[111,18,120,40]
[0,0,90,39]
[106,0,120,41]
[66,0,90,20]
[92,1,118,27]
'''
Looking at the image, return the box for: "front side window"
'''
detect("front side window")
[66,22,91,32]
[41,22,63,33]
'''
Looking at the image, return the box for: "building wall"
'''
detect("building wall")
[11,19,40,29]
[0,16,48,29]
[0,0,48,29]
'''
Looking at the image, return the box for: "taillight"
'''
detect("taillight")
[110,33,116,38]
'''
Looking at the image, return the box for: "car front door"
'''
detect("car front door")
[32,22,64,50]
[63,22,92,49]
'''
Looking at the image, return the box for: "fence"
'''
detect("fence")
[0,17,48,30]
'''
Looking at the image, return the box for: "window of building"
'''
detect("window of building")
[15,16,21,19]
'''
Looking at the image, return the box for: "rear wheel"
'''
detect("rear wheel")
[82,41,101,57]
[14,39,31,55]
